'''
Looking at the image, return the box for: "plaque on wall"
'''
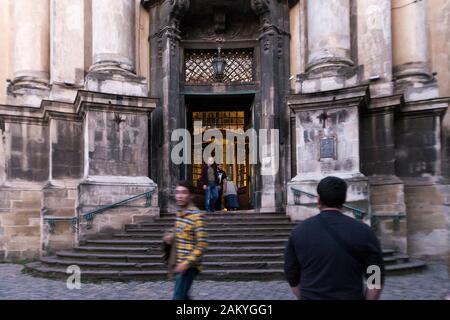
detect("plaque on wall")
[320,137,337,160]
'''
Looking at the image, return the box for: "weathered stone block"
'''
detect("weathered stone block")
[5,226,41,237]
[12,200,41,209]
[1,215,31,226]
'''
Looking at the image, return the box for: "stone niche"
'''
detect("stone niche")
[287,84,370,222]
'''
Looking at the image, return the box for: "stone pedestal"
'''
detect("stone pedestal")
[395,98,449,257]
[368,176,407,253]
[77,176,158,240]
[76,92,159,239]
[403,177,450,258]
[287,84,370,223]
[361,94,408,253]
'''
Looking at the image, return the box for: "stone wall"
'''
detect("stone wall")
[51,120,83,179]
[369,178,407,253]
[41,183,78,254]
[395,113,441,177]
[77,182,158,240]
[0,186,42,260]
[404,179,450,257]
[87,111,148,177]
[8,123,49,181]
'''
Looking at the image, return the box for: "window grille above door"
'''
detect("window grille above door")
[184,49,254,84]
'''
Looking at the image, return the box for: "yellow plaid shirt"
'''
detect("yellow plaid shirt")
[175,206,208,271]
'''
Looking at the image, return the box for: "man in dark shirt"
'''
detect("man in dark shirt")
[284,176,385,300]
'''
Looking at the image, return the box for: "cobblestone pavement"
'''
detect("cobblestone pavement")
[0,261,448,300]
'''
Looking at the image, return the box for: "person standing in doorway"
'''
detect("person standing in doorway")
[223,179,240,211]
[201,157,219,213]
[284,176,385,300]
[171,180,208,300]
[215,163,227,211]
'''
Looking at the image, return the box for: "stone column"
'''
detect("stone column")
[357,0,393,97]
[90,0,135,74]
[392,0,431,84]
[148,0,190,212]
[49,0,85,102]
[11,0,50,92]
[86,0,147,96]
[251,0,291,212]
[306,0,353,76]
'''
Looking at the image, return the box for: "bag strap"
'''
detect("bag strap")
[316,214,365,268]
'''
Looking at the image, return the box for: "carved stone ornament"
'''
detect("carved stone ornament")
[250,0,272,28]
[169,0,190,30]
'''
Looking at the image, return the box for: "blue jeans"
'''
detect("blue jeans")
[173,267,199,300]
[205,182,218,212]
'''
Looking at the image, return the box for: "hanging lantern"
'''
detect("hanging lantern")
[212,47,226,82]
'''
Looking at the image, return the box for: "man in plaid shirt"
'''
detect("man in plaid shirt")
[172,180,208,300]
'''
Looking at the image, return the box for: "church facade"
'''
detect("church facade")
[0,0,449,261]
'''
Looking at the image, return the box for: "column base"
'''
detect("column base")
[395,80,440,102]
[306,57,355,79]
[85,70,149,97]
[295,65,363,94]
[7,77,50,107]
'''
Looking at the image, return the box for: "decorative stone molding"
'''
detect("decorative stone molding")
[251,0,273,28]
[168,0,190,30]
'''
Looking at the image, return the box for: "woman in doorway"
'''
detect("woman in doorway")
[223,179,240,211]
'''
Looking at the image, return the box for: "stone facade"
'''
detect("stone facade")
[0,0,449,260]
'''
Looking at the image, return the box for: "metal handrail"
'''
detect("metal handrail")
[81,189,155,222]
[291,187,367,220]
[44,189,156,233]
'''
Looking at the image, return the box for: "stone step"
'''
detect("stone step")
[74,245,287,254]
[384,260,427,274]
[159,212,281,218]
[24,263,286,281]
[114,232,290,240]
[39,257,285,271]
[56,251,285,263]
[124,226,295,233]
[382,254,410,265]
[382,249,395,256]
[127,221,298,228]
[57,249,409,265]
[154,216,291,223]
[25,258,427,282]
[84,238,289,248]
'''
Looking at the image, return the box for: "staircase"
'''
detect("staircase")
[25,211,426,281]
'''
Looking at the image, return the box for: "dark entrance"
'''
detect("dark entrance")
[185,94,254,210]
[147,0,291,212]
